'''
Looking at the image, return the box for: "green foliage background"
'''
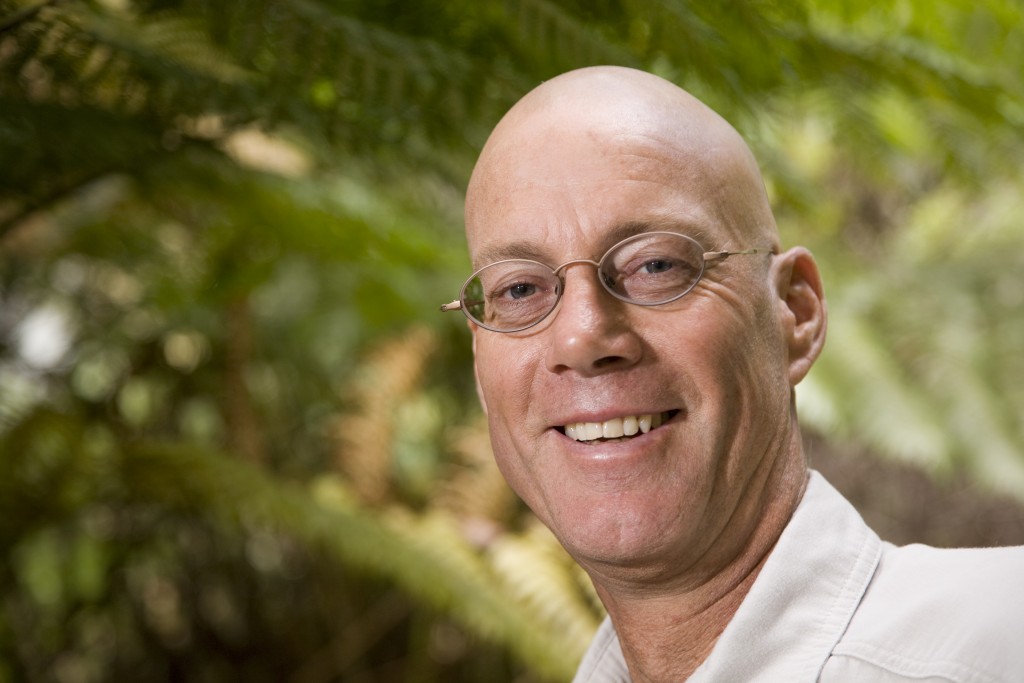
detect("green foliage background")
[1,1,1023,681]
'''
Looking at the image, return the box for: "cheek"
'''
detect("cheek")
[674,295,788,419]
[706,304,791,440]
[474,335,545,461]
[473,337,554,511]
[475,337,530,411]
[480,387,546,518]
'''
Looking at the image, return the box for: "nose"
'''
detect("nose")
[544,264,643,376]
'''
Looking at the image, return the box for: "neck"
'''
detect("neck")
[586,440,809,682]
[596,552,771,682]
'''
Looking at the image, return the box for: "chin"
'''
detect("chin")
[549,497,691,570]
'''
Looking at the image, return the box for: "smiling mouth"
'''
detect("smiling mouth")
[557,410,680,443]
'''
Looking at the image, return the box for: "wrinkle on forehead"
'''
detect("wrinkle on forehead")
[466,66,779,255]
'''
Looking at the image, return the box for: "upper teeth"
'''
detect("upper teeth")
[564,413,664,442]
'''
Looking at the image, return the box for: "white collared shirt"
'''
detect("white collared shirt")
[572,471,1024,682]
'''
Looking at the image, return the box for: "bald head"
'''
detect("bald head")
[466,66,778,260]
[461,67,828,599]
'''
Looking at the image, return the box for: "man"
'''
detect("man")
[441,66,1024,682]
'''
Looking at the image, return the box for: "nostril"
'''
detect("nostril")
[593,355,627,369]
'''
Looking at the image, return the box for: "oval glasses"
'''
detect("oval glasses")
[440,232,771,333]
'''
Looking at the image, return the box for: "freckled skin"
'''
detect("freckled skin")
[466,66,827,681]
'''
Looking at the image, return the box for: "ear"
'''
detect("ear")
[772,247,827,386]
[470,321,489,416]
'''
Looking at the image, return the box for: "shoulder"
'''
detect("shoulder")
[859,543,1024,628]
[827,543,1024,683]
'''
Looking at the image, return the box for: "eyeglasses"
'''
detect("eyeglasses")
[440,231,772,333]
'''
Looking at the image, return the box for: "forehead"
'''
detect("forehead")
[466,123,736,268]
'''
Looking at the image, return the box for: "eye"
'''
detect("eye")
[508,282,537,299]
[601,232,705,304]
[642,259,675,274]
[619,254,681,280]
[487,272,555,306]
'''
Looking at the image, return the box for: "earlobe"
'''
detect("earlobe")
[470,321,489,415]
[774,247,827,386]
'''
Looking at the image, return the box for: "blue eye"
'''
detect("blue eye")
[643,259,675,274]
[509,283,536,299]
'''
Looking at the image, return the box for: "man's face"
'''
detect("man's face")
[466,106,798,585]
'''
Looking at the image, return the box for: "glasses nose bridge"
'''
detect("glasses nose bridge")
[551,257,618,304]
[551,257,601,278]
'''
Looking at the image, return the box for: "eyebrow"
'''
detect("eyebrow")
[474,218,715,268]
[605,220,714,250]
[474,241,548,267]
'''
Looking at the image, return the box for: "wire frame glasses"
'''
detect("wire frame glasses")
[440,231,771,333]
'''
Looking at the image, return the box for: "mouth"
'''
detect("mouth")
[556,410,681,443]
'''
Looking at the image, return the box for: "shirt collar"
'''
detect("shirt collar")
[573,471,882,682]
[691,471,882,681]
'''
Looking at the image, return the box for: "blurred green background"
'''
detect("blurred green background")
[2,1,1023,681]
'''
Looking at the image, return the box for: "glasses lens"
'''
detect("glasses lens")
[601,232,705,304]
[462,260,561,331]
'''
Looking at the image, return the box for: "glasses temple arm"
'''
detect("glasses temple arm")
[440,300,462,312]
[704,247,774,263]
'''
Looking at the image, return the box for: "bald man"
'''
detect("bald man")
[442,66,1024,682]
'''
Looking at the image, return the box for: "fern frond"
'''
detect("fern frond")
[936,363,1024,499]
[798,164,1024,502]
[0,411,581,680]
[800,305,952,471]
[112,442,579,681]
[77,8,251,84]
[502,0,635,74]
[3,3,251,112]
[487,521,601,661]
[332,326,438,504]
[435,417,517,525]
